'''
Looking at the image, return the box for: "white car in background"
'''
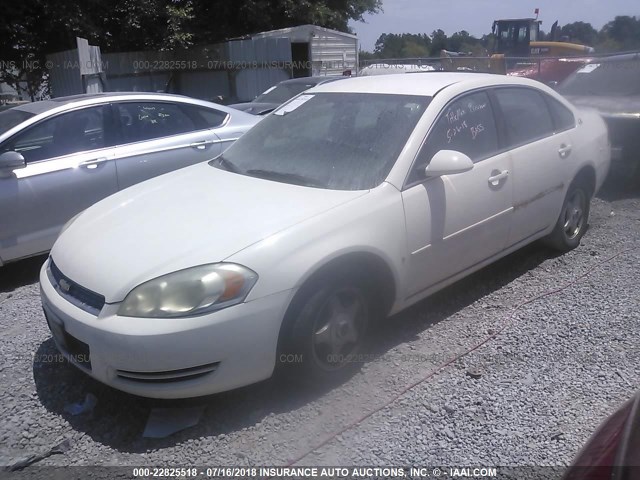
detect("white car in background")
[40,73,609,398]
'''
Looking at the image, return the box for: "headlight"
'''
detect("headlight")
[118,263,258,318]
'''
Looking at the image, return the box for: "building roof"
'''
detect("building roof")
[251,24,357,41]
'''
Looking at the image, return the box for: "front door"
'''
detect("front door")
[0,104,118,262]
[401,90,513,300]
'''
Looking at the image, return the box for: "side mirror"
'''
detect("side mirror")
[425,150,474,177]
[0,151,26,177]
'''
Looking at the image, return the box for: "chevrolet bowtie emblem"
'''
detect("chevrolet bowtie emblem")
[59,278,71,293]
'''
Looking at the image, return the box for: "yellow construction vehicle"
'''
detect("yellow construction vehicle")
[441,12,594,83]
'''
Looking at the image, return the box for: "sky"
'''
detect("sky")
[348,0,639,52]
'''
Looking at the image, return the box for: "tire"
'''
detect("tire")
[278,272,374,384]
[544,181,591,252]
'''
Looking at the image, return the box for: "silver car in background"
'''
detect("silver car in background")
[0,92,259,266]
[229,76,346,115]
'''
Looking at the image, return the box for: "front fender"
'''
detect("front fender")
[227,183,408,312]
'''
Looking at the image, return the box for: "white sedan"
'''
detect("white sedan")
[40,73,610,398]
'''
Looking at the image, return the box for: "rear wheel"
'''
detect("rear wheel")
[544,182,590,251]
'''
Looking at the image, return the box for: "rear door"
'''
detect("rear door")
[112,101,227,189]
[491,87,574,245]
[401,90,514,299]
[0,104,118,262]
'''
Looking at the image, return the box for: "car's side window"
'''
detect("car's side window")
[493,88,554,147]
[545,96,576,133]
[3,105,110,163]
[181,105,228,129]
[116,102,197,144]
[407,91,498,184]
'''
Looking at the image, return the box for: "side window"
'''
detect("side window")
[117,102,197,143]
[494,88,554,147]
[408,91,498,184]
[182,105,228,129]
[412,91,498,180]
[4,106,110,163]
[545,96,575,132]
[518,26,528,42]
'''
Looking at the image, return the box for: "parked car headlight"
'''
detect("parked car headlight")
[118,264,258,318]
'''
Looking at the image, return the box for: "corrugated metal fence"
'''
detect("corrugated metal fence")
[47,37,293,103]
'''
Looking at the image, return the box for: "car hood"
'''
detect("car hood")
[51,162,368,303]
[565,95,640,118]
[228,102,279,115]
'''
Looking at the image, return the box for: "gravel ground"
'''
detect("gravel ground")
[0,180,638,474]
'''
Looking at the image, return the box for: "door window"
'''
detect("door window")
[186,106,228,129]
[493,88,555,147]
[408,91,498,184]
[545,96,575,133]
[116,102,198,143]
[3,105,111,163]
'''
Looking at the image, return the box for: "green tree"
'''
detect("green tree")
[559,21,598,46]
[446,30,482,53]
[430,29,448,54]
[598,15,640,51]
[373,33,431,58]
[1,0,382,97]
[187,0,381,44]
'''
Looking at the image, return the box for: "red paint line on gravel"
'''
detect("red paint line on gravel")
[285,247,636,466]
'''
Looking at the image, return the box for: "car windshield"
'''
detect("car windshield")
[559,58,640,96]
[0,109,34,136]
[212,92,431,190]
[254,82,316,104]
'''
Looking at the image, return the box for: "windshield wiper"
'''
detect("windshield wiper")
[245,169,327,188]
[211,155,242,173]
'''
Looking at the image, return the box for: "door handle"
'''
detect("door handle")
[190,140,212,150]
[558,143,572,159]
[79,157,108,169]
[488,169,509,186]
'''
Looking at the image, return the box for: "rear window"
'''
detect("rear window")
[0,109,34,136]
[254,83,314,104]
[494,88,554,147]
[546,97,575,132]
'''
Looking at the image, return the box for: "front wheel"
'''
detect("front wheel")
[278,275,373,384]
[544,182,590,251]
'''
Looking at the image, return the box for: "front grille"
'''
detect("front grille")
[50,260,105,314]
[116,362,220,384]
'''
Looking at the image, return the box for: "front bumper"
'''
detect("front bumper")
[39,260,291,398]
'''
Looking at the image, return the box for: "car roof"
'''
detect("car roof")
[586,52,640,63]
[308,72,541,96]
[278,76,345,86]
[11,92,205,115]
